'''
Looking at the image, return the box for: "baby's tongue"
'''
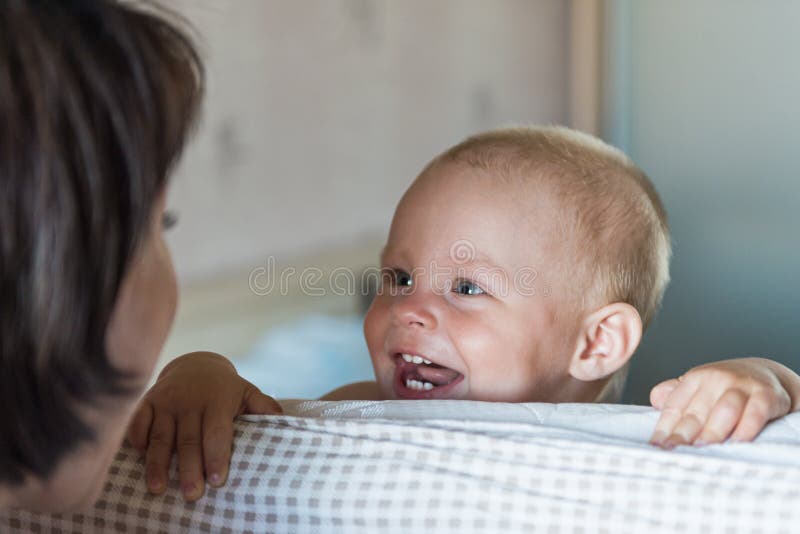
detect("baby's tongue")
[416,365,461,386]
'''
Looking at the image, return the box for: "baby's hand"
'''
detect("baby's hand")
[649,357,800,449]
[126,351,282,501]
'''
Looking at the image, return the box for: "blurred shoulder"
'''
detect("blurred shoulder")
[320,381,382,401]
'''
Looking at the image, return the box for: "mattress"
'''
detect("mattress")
[3,400,799,533]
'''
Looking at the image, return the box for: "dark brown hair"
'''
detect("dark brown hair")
[0,0,203,484]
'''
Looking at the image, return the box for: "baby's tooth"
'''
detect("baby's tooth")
[412,355,423,364]
[405,378,413,388]
[423,382,433,390]
[422,358,432,365]
[402,354,413,363]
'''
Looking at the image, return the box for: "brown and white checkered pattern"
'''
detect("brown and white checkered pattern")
[3,401,800,533]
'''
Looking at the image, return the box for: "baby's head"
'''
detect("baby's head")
[364,126,671,403]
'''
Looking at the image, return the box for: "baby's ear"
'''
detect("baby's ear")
[568,303,642,382]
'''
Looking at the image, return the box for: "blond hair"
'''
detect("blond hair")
[436,126,672,401]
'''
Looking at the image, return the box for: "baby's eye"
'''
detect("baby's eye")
[453,279,485,296]
[387,268,413,288]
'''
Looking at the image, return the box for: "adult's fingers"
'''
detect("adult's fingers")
[126,401,154,453]
[649,378,680,410]
[176,411,205,501]
[693,388,747,445]
[144,412,176,495]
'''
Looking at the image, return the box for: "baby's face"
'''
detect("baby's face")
[364,162,581,402]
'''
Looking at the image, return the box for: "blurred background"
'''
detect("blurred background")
[161,0,799,404]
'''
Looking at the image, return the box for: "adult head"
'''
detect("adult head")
[0,0,203,511]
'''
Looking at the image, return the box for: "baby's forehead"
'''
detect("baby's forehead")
[418,156,557,196]
[390,188,567,272]
[413,160,567,226]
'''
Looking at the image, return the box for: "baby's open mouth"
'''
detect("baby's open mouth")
[392,353,464,399]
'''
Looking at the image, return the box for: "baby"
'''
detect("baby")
[128,126,800,501]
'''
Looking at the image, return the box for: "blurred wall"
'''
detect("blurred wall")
[609,0,800,403]
[168,0,570,282]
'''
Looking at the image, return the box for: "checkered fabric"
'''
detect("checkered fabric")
[3,401,800,533]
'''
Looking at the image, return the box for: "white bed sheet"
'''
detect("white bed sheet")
[2,400,799,533]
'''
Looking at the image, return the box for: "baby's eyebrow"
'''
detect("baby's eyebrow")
[456,255,507,274]
[468,250,497,265]
[379,246,508,275]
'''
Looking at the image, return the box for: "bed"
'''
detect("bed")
[3,400,800,533]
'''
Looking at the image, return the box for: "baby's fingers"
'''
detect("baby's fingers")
[730,390,789,442]
[693,389,747,445]
[202,407,235,489]
[650,378,699,446]
[176,412,205,501]
[126,401,153,453]
[662,402,708,449]
[650,378,680,410]
[243,388,283,415]
[144,413,176,495]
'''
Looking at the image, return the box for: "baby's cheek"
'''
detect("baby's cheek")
[363,298,391,364]
[459,318,540,400]
[363,302,380,352]
[364,297,403,401]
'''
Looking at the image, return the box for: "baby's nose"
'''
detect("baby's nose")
[391,291,439,330]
